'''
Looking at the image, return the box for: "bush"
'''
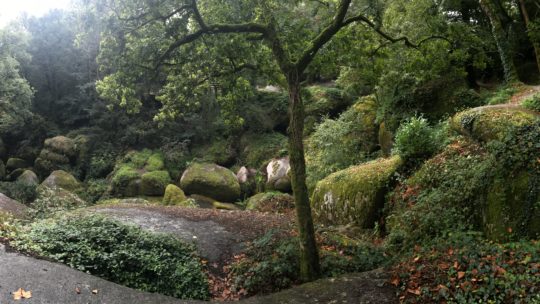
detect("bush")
[522,93,540,112]
[306,97,379,190]
[0,181,37,204]
[77,179,109,203]
[486,86,518,105]
[231,229,386,295]
[393,117,444,163]
[12,215,210,300]
[392,232,540,303]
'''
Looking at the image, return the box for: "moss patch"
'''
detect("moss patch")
[312,156,402,227]
[163,184,187,205]
[451,105,539,142]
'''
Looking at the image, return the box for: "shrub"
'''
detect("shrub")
[393,117,444,163]
[306,97,378,191]
[392,232,540,303]
[162,140,191,180]
[144,152,165,171]
[240,132,288,169]
[0,181,37,204]
[231,229,386,295]
[522,93,540,112]
[11,215,210,300]
[77,179,109,203]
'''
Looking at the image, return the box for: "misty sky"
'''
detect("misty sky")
[0,0,71,27]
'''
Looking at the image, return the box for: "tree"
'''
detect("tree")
[0,25,34,138]
[94,0,420,281]
[518,0,540,73]
[479,0,519,82]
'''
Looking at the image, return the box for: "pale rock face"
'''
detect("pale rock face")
[266,157,291,192]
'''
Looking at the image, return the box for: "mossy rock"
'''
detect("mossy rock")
[312,156,402,227]
[44,136,78,158]
[451,105,540,142]
[140,171,171,196]
[304,86,353,118]
[31,186,86,217]
[6,168,25,181]
[246,192,295,213]
[6,158,28,172]
[40,170,82,192]
[484,171,540,241]
[17,170,39,186]
[180,163,241,202]
[162,184,187,205]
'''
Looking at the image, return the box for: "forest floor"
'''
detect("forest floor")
[511,84,540,104]
[0,205,398,303]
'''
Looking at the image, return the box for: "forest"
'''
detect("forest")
[0,0,539,303]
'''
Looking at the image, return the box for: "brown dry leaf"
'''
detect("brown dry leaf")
[458,271,466,279]
[390,276,400,286]
[407,288,421,296]
[12,288,32,300]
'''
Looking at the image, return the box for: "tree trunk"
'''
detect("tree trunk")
[479,0,520,83]
[287,71,321,282]
[519,0,540,74]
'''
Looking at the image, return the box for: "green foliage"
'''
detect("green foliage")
[0,181,37,204]
[232,229,386,295]
[161,140,191,180]
[306,98,379,190]
[486,86,518,105]
[111,165,139,190]
[522,93,540,112]
[77,179,109,203]
[86,145,118,179]
[393,232,540,304]
[11,215,209,300]
[29,187,87,219]
[393,117,445,163]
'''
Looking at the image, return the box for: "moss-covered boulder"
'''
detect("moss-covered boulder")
[6,158,28,172]
[110,150,170,197]
[246,192,295,213]
[312,156,402,227]
[34,136,79,177]
[451,105,539,142]
[266,157,291,192]
[0,193,29,218]
[31,186,86,218]
[17,170,39,186]
[484,172,539,240]
[41,170,82,192]
[140,171,171,196]
[163,184,187,205]
[180,163,241,202]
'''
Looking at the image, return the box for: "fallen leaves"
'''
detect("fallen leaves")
[12,288,32,300]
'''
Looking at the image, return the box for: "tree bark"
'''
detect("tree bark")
[479,0,520,83]
[519,0,540,74]
[287,70,321,282]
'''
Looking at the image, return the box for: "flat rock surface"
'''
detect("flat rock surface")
[0,244,202,304]
[243,269,398,304]
[90,204,292,263]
